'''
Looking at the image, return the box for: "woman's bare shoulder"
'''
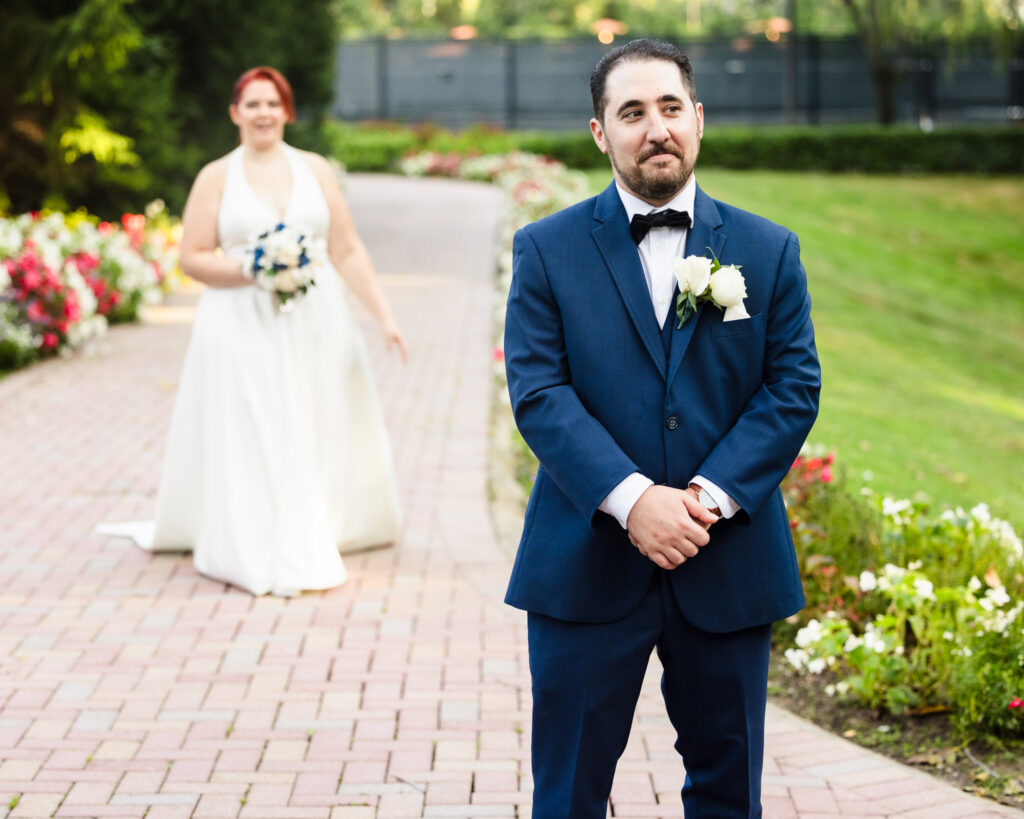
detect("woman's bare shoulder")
[193,154,231,190]
[295,149,337,179]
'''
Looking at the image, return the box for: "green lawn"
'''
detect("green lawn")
[585,169,1024,528]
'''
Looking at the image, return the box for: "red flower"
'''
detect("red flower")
[825,452,836,465]
[791,456,802,470]
[20,270,42,292]
[25,301,47,323]
[1010,698,1023,710]
[806,457,823,470]
[821,465,834,484]
[41,333,58,350]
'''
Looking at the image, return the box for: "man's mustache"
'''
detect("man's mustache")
[637,144,682,163]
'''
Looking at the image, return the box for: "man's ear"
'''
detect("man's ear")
[589,118,608,155]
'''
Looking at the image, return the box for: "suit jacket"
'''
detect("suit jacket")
[503,181,821,633]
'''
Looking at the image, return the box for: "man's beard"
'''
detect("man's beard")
[609,142,696,202]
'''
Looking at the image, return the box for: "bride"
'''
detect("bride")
[145,66,405,596]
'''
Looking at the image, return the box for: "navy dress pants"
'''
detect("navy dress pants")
[527,570,772,819]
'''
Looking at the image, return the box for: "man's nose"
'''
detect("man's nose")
[646,114,671,142]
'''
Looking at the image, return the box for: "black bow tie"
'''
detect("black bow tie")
[629,209,692,244]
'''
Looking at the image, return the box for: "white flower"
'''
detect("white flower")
[265,233,302,268]
[807,657,827,675]
[943,631,954,641]
[859,571,877,593]
[863,624,887,653]
[987,586,1010,607]
[708,264,750,321]
[836,681,850,695]
[882,497,911,519]
[844,634,864,652]
[784,647,809,670]
[968,576,983,593]
[913,578,935,600]
[825,684,836,697]
[272,269,298,293]
[673,254,712,295]
[970,503,991,524]
[795,619,822,648]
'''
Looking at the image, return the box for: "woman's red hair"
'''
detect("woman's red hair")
[232,66,297,123]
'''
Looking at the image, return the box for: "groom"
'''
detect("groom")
[503,39,820,817]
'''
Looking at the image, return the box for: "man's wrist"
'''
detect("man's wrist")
[688,482,722,518]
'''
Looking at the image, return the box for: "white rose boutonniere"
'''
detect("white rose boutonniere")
[672,249,750,327]
[709,264,750,322]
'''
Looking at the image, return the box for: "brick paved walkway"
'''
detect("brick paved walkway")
[0,174,1018,818]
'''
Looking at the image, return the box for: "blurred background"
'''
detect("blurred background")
[2,0,1022,215]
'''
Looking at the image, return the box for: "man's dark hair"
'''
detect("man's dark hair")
[590,38,697,122]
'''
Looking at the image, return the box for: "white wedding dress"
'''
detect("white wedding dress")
[128,143,400,595]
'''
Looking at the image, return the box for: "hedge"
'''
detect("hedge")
[323,120,1023,175]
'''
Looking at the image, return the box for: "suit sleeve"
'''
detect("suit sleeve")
[504,227,639,525]
[695,232,821,521]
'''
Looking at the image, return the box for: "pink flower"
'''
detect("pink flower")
[492,346,505,362]
[1009,698,1023,710]
[825,452,836,465]
[791,456,802,470]
[41,333,58,350]
[63,297,80,322]
[821,465,833,484]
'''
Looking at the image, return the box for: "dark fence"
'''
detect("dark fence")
[332,36,1024,130]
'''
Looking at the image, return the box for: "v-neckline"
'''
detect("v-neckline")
[239,146,295,223]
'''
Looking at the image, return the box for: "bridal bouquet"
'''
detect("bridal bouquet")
[245,223,324,312]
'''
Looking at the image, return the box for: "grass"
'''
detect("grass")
[584,169,1024,528]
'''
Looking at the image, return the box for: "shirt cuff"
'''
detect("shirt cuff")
[690,475,741,519]
[599,472,654,529]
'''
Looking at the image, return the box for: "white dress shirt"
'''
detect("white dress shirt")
[597,179,741,529]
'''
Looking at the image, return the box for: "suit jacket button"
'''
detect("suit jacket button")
[666,416,679,430]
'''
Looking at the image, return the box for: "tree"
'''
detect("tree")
[0,0,339,216]
[833,0,1021,124]
[0,0,180,214]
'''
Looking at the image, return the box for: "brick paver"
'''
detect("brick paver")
[0,174,1018,818]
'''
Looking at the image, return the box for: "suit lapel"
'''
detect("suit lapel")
[591,183,666,378]
[667,186,726,386]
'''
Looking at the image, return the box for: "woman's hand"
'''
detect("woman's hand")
[382,320,408,362]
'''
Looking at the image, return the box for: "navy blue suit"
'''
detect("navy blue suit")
[504,182,820,817]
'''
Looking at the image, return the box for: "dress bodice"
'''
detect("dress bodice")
[218,143,330,259]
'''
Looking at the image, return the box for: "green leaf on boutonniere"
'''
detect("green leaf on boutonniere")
[676,290,697,328]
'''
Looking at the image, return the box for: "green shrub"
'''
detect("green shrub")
[325,119,1024,175]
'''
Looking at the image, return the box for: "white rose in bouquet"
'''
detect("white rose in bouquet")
[264,231,303,269]
[272,268,299,293]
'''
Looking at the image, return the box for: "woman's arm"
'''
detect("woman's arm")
[304,153,407,361]
[178,159,251,289]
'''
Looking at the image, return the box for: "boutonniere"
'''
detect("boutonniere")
[672,249,751,328]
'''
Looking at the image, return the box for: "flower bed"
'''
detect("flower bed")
[783,449,1023,743]
[400,148,1024,754]
[0,204,180,370]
